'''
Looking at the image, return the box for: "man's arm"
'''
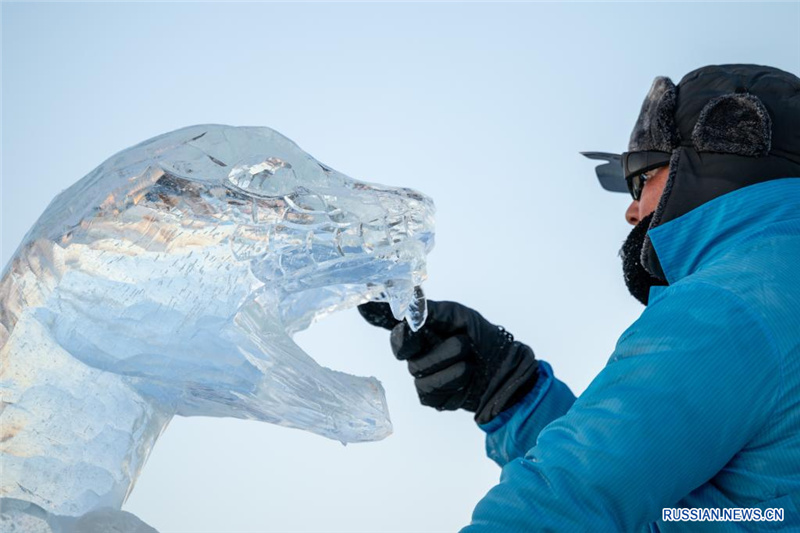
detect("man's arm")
[463,282,782,531]
[359,299,578,463]
[480,360,576,467]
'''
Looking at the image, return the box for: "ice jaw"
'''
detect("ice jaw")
[213,295,393,443]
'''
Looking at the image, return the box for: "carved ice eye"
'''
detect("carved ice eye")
[227,156,297,197]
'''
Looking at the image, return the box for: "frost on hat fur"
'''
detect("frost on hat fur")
[628,76,680,153]
[692,93,773,156]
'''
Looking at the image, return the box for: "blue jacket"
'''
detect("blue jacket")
[463,178,800,532]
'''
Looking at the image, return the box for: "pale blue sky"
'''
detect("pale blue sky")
[3,2,799,532]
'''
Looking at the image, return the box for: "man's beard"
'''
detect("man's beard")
[620,213,668,305]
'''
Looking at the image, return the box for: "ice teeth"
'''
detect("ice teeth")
[405,286,427,332]
[385,279,413,324]
[384,281,427,332]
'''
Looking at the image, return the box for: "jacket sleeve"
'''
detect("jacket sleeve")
[463,282,783,531]
[480,360,577,467]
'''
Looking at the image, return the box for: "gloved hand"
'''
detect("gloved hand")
[358,300,539,424]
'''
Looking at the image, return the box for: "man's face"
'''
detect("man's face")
[619,165,670,305]
[625,166,670,226]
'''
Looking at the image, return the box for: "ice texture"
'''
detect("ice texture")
[0,125,435,530]
[0,499,157,533]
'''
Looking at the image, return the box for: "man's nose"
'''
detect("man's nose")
[625,201,640,226]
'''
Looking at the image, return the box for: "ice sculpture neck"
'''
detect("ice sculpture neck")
[1,292,173,516]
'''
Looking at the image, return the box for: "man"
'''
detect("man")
[359,64,800,531]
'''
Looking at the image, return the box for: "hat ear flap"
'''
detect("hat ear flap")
[691,93,772,156]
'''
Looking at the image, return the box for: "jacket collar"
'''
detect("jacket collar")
[647,177,800,284]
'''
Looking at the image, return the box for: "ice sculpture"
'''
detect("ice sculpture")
[0,125,435,531]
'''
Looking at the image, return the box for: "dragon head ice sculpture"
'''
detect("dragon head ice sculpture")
[0,125,434,526]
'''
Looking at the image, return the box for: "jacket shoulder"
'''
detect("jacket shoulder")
[688,227,800,356]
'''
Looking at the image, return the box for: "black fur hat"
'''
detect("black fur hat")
[628,64,800,280]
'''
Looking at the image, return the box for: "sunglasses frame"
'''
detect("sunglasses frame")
[621,150,672,201]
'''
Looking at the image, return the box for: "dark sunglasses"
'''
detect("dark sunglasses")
[582,150,671,201]
[622,151,671,201]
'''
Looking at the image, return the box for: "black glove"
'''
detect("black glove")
[358,300,538,424]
